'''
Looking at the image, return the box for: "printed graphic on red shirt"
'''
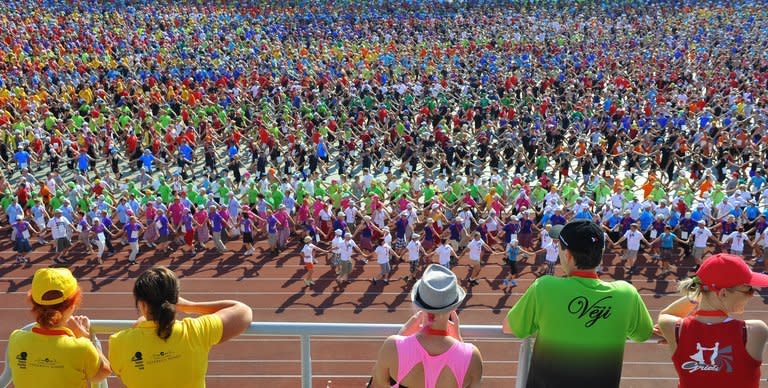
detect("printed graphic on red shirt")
[681,342,734,374]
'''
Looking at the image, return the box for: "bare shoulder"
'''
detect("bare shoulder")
[378,335,400,357]
[466,342,484,385]
[746,319,768,338]
[470,343,483,361]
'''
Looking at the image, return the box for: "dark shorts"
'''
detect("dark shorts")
[660,248,674,261]
[507,260,518,275]
[56,237,71,251]
[243,232,254,244]
[409,260,418,274]
[518,232,532,247]
[394,238,406,250]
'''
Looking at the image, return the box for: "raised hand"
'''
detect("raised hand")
[447,310,463,342]
[398,310,427,337]
[66,315,91,338]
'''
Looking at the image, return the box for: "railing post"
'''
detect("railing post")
[0,346,11,388]
[515,337,534,388]
[300,334,312,388]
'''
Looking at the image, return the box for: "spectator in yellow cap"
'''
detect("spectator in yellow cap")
[7,268,110,387]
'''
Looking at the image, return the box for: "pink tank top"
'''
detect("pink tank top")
[145,207,157,222]
[392,335,474,388]
[298,205,310,223]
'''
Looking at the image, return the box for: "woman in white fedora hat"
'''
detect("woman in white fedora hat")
[370,264,483,387]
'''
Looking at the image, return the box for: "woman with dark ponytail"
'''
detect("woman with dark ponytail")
[108,266,252,387]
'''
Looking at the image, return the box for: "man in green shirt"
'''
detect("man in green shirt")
[503,220,653,387]
[535,155,548,177]
[157,180,173,204]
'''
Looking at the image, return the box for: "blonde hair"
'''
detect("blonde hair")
[678,276,706,301]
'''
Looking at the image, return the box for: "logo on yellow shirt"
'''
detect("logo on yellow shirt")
[29,357,62,369]
[15,352,27,369]
[131,352,145,370]
[149,351,181,364]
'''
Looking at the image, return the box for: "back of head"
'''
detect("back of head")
[556,220,605,269]
[411,264,466,319]
[680,253,768,310]
[29,268,82,328]
[134,266,179,340]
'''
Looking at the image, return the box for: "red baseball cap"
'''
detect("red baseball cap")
[696,254,768,290]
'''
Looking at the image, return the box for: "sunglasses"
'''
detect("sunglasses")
[730,286,757,297]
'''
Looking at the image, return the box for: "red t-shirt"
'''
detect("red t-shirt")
[92,184,105,196]
[672,316,760,388]
[126,134,138,154]
[17,187,30,207]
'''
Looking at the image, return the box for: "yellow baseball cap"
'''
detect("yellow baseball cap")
[31,268,78,306]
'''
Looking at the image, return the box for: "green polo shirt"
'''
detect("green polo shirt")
[506,275,653,387]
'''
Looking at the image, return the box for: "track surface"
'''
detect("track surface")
[1,236,768,388]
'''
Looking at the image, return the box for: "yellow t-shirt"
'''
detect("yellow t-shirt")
[108,315,224,388]
[7,326,100,388]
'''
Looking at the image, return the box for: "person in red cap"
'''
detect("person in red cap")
[657,253,768,388]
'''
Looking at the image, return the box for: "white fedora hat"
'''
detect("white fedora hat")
[411,264,466,314]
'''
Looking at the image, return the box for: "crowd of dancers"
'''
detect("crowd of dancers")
[2,0,768,289]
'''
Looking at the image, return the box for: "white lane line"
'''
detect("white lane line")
[147,375,515,379]
[205,360,680,365]
[110,375,681,380]
[0,262,687,271]
[167,375,682,380]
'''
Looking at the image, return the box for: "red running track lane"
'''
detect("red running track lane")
[1,238,768,388]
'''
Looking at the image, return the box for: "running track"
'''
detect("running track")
[1,236,768,388]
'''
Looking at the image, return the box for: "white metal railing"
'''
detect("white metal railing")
[0,320,532,388]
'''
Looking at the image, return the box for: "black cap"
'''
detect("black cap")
[558,220,605,257]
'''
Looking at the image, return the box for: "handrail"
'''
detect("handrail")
[1,320,524,388]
